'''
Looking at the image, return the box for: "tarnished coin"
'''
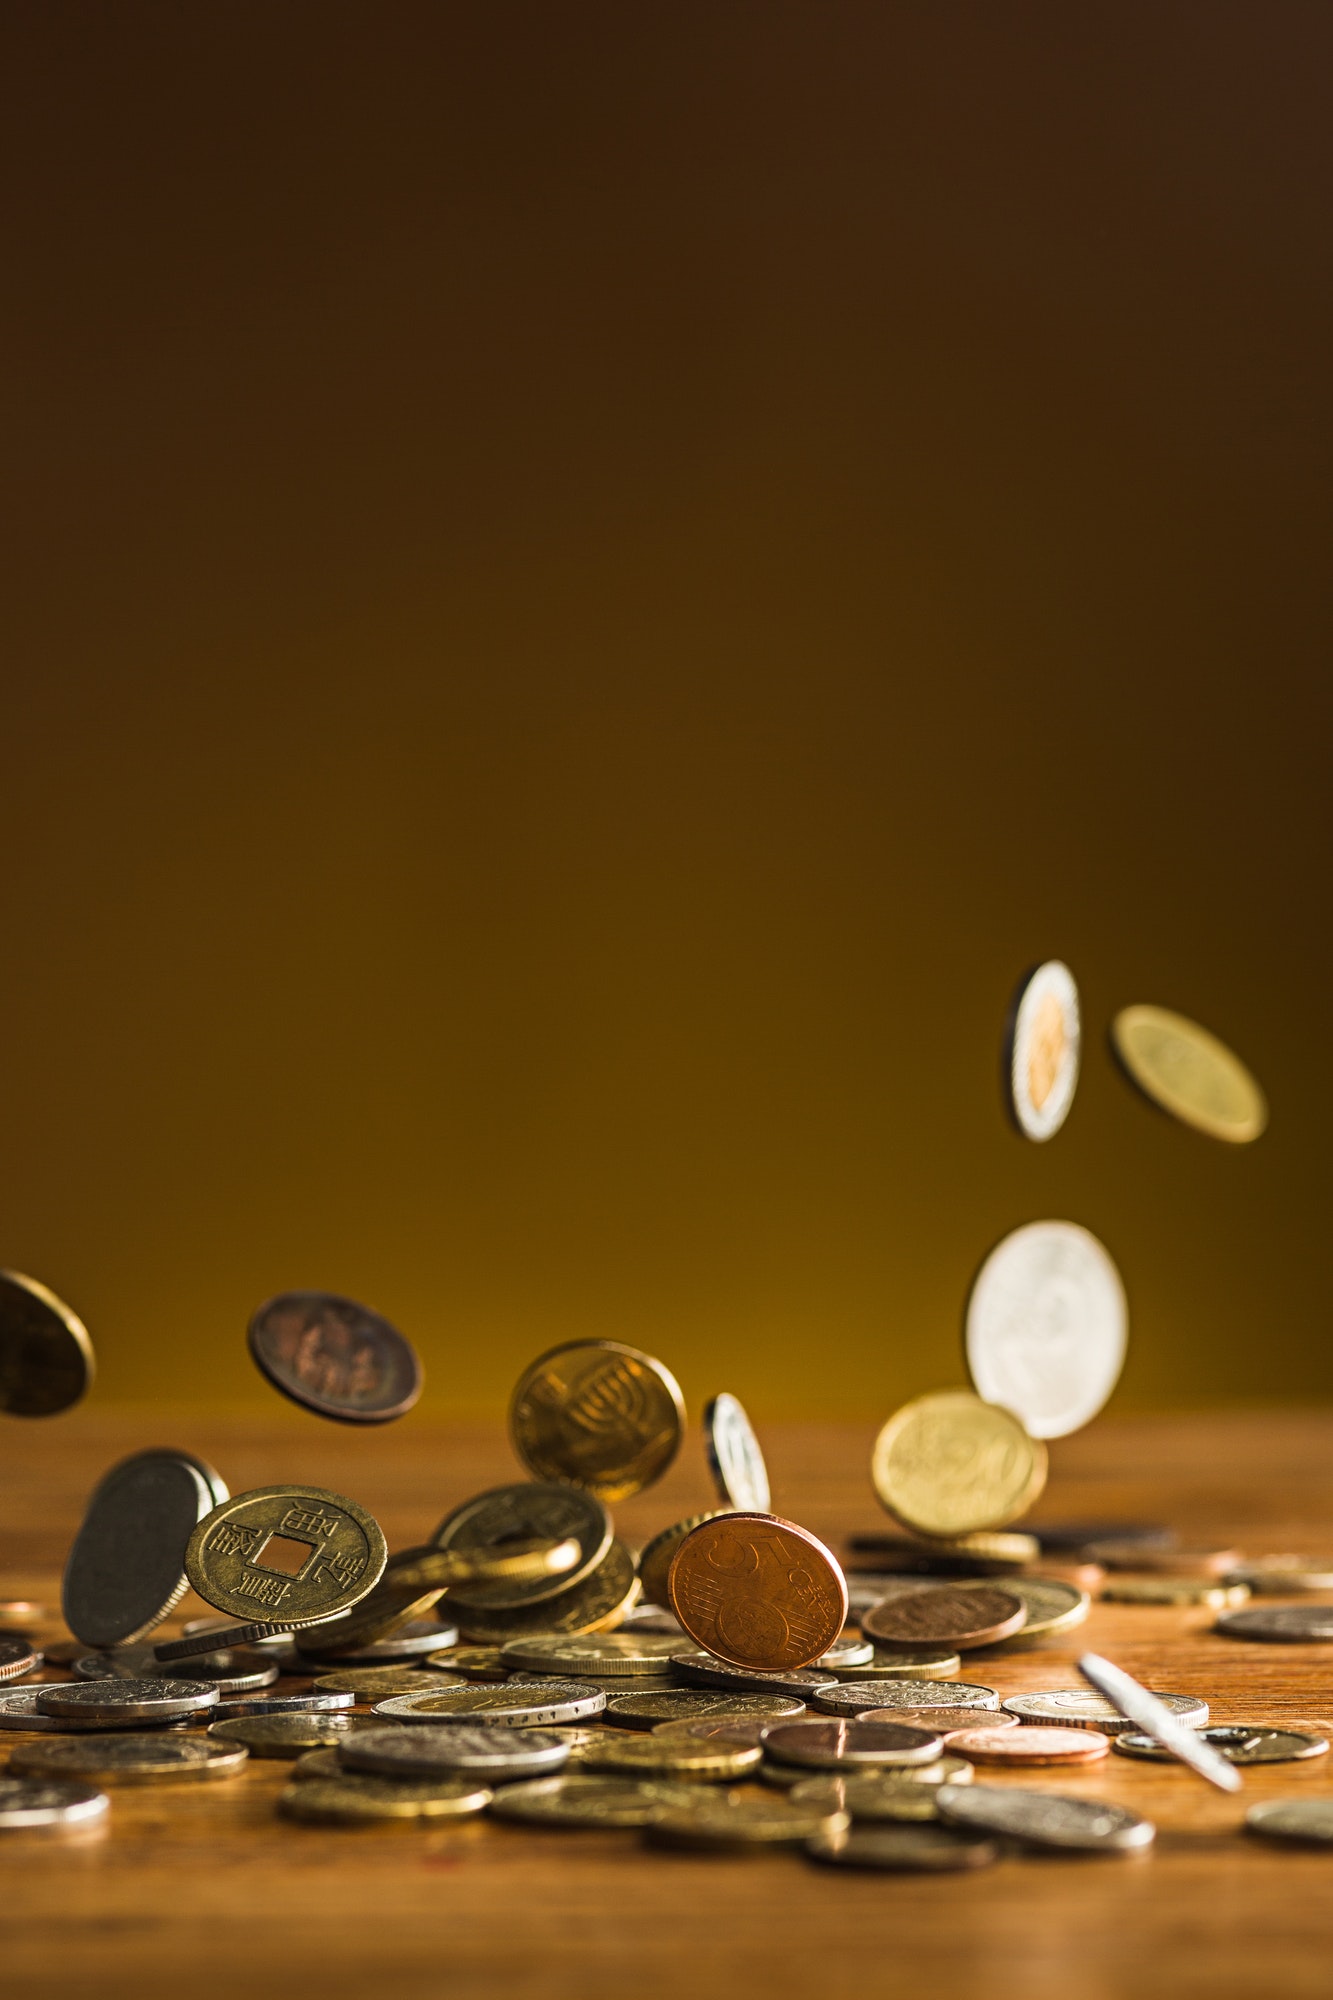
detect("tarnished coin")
[208,1712,357,1757]
[296,1616,461,1665]
[862,1584,1025,1651]
[703,1394,771,1512]
[343,1722,573,1778]
[313,1667,463,1701]
[790,1768,974,1823]
[816,1637,874,1669]
[965,1222,1128,1441]
[1116,1726,1328,1766]
[1226,1557,1333,1594]
[62,1450,226,1648]
[1000,1576,1091,1645]
[508,1671,676,1695]
[247,1290,422,1424]
[185,1486,387,1628]
[605,1689,805,1732]
[38,1678,219,1722]
[828,1646,962,1681]
[281,1773,492,1823]
[452,1542,640,1646]
[846,1531,1038,1575]
[948,1726,1109,1766]
[214,1690,356,1718]
[669,1653,838,1698]
[937,1782,1154,1852]
[1002,1689,1207,1735]
[1246,1799,1333,1845]
[814,1679,1000,1716]
[1215,1606,1333,1643]
[809,1820,998,1871]
[822,1703,1012,1734]
[581,1733,762,1781]
[0,1270,95,1417]
[0,1778,109,1828]
[647,1790,850,1850]
[372,1681,606,1726]
[490,1774,701,1828]
[387,1539,581,1593]
[763,1719,943,1770]
[0,1687,72,1730]
[1004,960,1080,1142]
[873,1391,1047,1536]
[11,1733,248,1783]
[77,1645,279,1692]
[432,1484,613,1610]
[509,1341,685,1501]
[1101,1577,1248,1607]
[425,1645,513,1681]
[668,1514,847,1673]
[499,1633,681,1677]
[1087,1541,1240,1575]
[287,1548,450,1658]
[1111,1004,1267,1143]
[0,1637,37,1682]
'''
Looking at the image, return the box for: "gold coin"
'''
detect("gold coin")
[291,1545,446,1655]
[637,1513,735,1608]
[831,1649,962,1680]
[425,1644,513,1680]
[489,1774,701,1828]
[1101,1576,1250,1608]
[646,1790,850,1850]
[790,1770,971,1820]
[918,1530,1040,1564]
[509,1341,685,1501]
[289,1747,344,1781]
[1000,1576,1091,1645]
[1111,1004,1267,1143]
[668,1515,847,1673]
[451,1541,640,1644]
[388,1538,581,1591]
[185,1486,387,1628]
[312,1667,466,1700]
[208,1712,358,1757]
[580,1733,762,1781]
[0,1270,95,1417]
[10,1733,248,1783]
[279,1773,492,1823]
[872,1392,1047,1536]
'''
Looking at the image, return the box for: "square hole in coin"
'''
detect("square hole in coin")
[253,1533,316,1577]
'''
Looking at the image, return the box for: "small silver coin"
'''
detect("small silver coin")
[213,1690,356,1719]
[1001,1689,1207,1736]
[180,1618,299,1663]
[670,1654,838,1698]
[815,1680,999,1716]
[0,1637,37,1683]
[295,1620,460,1665]
[702,1393,770,1512]
[1115,1726,1328,1766]
[0,1687,69,1732]
[1246,1798,1333,1845]
[0,1778,109,1828]
[372,1680,606,1727]
[1215,1606,1333,1643]
[155,1622,296,1662]
[937,1782,1155,1852]
[75,1646,279,1693]
[62,1450,226,1649]
[807,1821,998,1871]
[816,1638,875,1670]
[38,1678,220,1722]
[342,1723,574,1778]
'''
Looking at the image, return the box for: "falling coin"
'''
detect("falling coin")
[509,1341,685,1501]
[1110,1004,1267,1143]
[0,1271,95,1417]
[1003,960,1081,1143]
[702,1393,771,1512]
[246,1290,423,1424]
[965,1221,1128,1441]
[872,1392,1046,1536]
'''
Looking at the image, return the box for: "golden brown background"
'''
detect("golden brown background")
[3,7,1329,1421]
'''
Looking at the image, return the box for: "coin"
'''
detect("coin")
[862,1584,1026,1651]
[1116,1726,1328,1765]
[298,1618,460,1665]
[281,1772,492,1823]
[41,1640,89,1668]
[312,1667,462,1700]
[154,1622,299,1661]
[499,1633,682,1677]
[77,1645,279,1692]
[703,1393,770,1511]
[846,1531,1039,1574]
[1004,960,1081,1142]
[490,1774,701,1828]
[1245,1799,1333,1845]
[247,1290,422,1424]
[185,1485,387,1627]
[343,1723,573,1778]
[208,1712,357,1756]
[425,1645,513,1681]
[0,1601,49,1629]
[816,1637,874,1669]
[872,1391,1047,1536]
[937,1783,1155,1852]
[0,1778,109,1829]
[1002,1689,1208,1735]
[1086,1540,1241,1574]
[604,1690,805,1732]
[1101,1577,1249,1607]
[0,1270,95,1416]
[947,1726,1109,1766]
[808,1820,998,1871]
[647,1790,850,1850]
[827,1646,963,1681]
[1030,1521,1176,1554]
[996,1576,1091,1646]
[1074,1650,1241,1793]
[10,1734,249,1783]
[371,1680,606,1726]
[1111,1003,1267,1143]
[668,1514,847,1672]
[652,1715,799,1748]
[38,1678,219,1722]
[619,1603,686,1635]
[452,1541,640,1645]
[580,1733,762,1781]
[215,1690,356,1717]
[432,1484,613,1609]
[1226,1557,1333,1594]
[790,1768,974,1822]
[509,1340,685,1501]
[389,1538,581,1592]
[0,1637,37,1682]
[637,1513,735,1608]
[62,1449,226,1649]
[965,1222,1128,1441]
[0,1688,72,1731]
[763,1720,944,1770]
[1215,1606,1333,1643]
[814,1680,1000,1716]
[669,1652,838,1698]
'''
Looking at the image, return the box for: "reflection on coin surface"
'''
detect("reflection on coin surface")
[451,1541,640,1645]
[63,1450,225,1649]
[763,1719,943,1769]
[939,1783,1155,1851]
[862,1584,1025,1651]
[1246,1799,1333,1844]
[965,1222,1128,1441]
[281,1773,492,1823]
[425,1645,513,1681]
[432,1484,613,1609]
[1000,1576,1091,1645]
[490,1774,701,1828]
[208,1712,357,1756]
[791,1766,974,1822]
[873,1391,1047,1536]
[581,1733,762,1781]
[1226,1557,1333,1594]
[1005,960,1080,1142]
[668,1514,847,1672]
[185,1485,387,1628]
[247,1291,422,1424]
[1215,1605,1333,1643]
[1002,1689,1207,1735]
[312,1667,462,1700]
[605,1689,805,1732]
[1111,1004,1267,1143]
[703,1394,771,1512]
[215,1690,356,1718]
[815,1680,1000,1716]
[948,1726,1109,1766]
[647,1790,849,1849]
[827,1645,962,1681]
[1116,1726,1328,1766]
[0,1778,109,1829]
[0,1270,95,1417]
[670,1653,838,1697]
[1087,1540,1239,1574]
[0,1687,81,1731]
[499,1632,681,1677]
[38,1678,219,1721]
[809,1820,998,1871]
[372,1680,606,1726]
[653,1715,797,1748]
[510,1341,685,1501]
[343,1723,573,1778]
[11,1733,249,1783]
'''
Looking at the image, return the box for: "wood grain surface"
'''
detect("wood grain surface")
[3,1407,1333,2000]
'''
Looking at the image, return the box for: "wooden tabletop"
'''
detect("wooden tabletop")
[3,1406,1333,2000]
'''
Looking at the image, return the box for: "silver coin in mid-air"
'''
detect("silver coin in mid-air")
[1004,960,1081,1142]
[936,1783,1154,1852]
[62,1449,227,1648]
[703,1394,770,1512]
[965,1220,1128,1439]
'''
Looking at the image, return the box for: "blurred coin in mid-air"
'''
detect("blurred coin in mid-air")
[965,1221,1127,1441]
[1110,1003,1266,1143]
[1003,961,1080,1142]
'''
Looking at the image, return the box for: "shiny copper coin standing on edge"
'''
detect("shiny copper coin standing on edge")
[247,1292,423,1424]
[509,1341,685,1502]
[667,1514,848,1673]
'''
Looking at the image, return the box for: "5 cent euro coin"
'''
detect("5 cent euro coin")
[185,1486,387,1628]
[668,1514,848,1673]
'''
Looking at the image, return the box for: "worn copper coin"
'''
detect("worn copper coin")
[763,1719,944,1769]
[862,1584,1026,1651]
[510,1340,685,1501]
[703,1393,770,1512]
[247,1290,422,1424]
[809,1821,998,1871]
[11,1733,249,1783]
[0,1270,95,1417]
[63,1450,226,1649]
[668,1514,847,1672]
[432,1484,613,1610]
[1215,1606,1333,1643]
[948,1725,1109,1766]
[605,1690,805,1732]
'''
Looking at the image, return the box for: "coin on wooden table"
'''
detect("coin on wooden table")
[281,1772,493,1823]
[647,1790,850,1851]
[313,1667,463,1701]
[425,1645,513,1681]
[815,1679,1000,1716]
[862,1584,1026,1652]
[491,1774,701,1828]
[452,1542,640,1645]
[303,1619,462,1666]
[185,1486,387,1629]
[998,1576,1091,1645]
[288,1550,451,1658]
[638,1514,734,1608]
[965,1221,1127,1441]
[1086,1540,1240,1575]
[619,1603,686,1636]
[508,1672,677,1696]
[510,1341,685,1501]
[62,1449,226,1649]
[0,1270,95,1417]
[390,1538,581,1594]
[937,1782,1154,1852]
[668,1514,848,1672]
[155,1621,303,1662]
[816,1637,874,1669]
[763,1719,944,1770]
[1215,1605,1333,1643]
[652,1715,799,1750]
[0,1778,109,1829]
[432,1484,613,1610]
[1226,1557,1333,1594]
[247,1290,422,1424]
[669,1652,838,1698]
[208,1712,357,1756]
[0,1687,81,1731]
[39,1678,219,1723]
[372,1681,606,1727]
[703,1394,770,1512]
[1030,1521,1176,1554]
[216,1690,356,1718]
[343,1722,573,1779]
[290,1748,345,1780]
[873,1391,1047,1536]
[581,1733,762,1782]
[0,1637,37,1683]
[790,1768,974,1824]
[606,1690,805,1732]
[828,1646,963,1681]
[500,1632,682,1677]
[1116,1726,1328,1766]
[1002,1689,1207,1735]
[809,1820,998,1871]
[846,1531,1039,1575]
[1004,960,1081,1142]
[11,1733,249,1783]
[1110,1004,1267,1143]
[78,1644,280,1692]
[1245,1799,1333,1845]
[1102,1577,1249,1608]
[948,1726,1109,1766]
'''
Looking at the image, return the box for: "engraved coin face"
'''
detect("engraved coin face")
[1246,1798,1333,1844]
[1005,961,1081,1142]
[1111,1004,1267,1143]
[247,1291,422,1424]
[1215,1605,1333,1643]
[814,1681,1000,1717]
[450,1541,640,1646]
[11,1733,249,1783]
[0,1270,95,1417]
[872,1392,1047,1536]
[763,1720,944,1770]
[668,1515,848,1673]
[343,1722,573,1777]
[280,1772,492,1822]
[509,1341,685,1501]
[703,1393,770,1512]
[809,1821,998,1871]
[490,1774,702,1828]
[862,1584,1026,1651]
[1002,1689,1208,1735]
[62,1450,226,1649]
[433,1483,613,1609]
[965,1222,1128,1441]
[0,1778,109,1828]
[499,1632,682,1677]
[1115,1726,1328,1766]
[185,1486,387,1628]
[38,1678,219,1722]
[372,1680,607,1726]
[997,1576,1091,1644]
[937,1782,1155,1851]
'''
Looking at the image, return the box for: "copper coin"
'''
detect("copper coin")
[247,1291,422,1425]
[1083,1541,1240,1576]
[862,1585,1026,1651]
[947,1725,1109,1766]
[668,1515,848,1673]
[763,1720,943,1769]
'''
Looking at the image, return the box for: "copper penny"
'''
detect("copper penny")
[862,1585,1026,1651]
[668,1515,848,1673]
[247,1291,422,1425]
[762,1719,943,1769]
[947,1725,1109,1766]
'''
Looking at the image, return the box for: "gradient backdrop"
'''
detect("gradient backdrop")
[3,6,1330,1420]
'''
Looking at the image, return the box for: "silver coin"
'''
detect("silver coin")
[208,1711,357,1755]
[605,1690,806,1732]
[0,1637,37,1683]
[213,1690,356,1718]
[816,1638,875,1670]
[815,1680,999,1716]
[62,1450,226,1648]
[371,1680,606,1727]
[0,1777,109,1828]
[295,1619,460,1665]
[38,1678,220,1722]
[965,1221,1127,1440]
[1003,960,1081,1142]
[937,1782,1154,1852]
[808,1821,998,1871]
[1215,1606,1333,1643]
[618,1604,686,1636]
[0,1687,69,1732]
[1002,1689,1207,1736]
[155,1622,297,1662]
[75,1646,279,1693]
[499,1633,682,1676]
[342,1723,574,1778]
[702,1393,770,1512]
[1246,1798,1333,1845]
[669,1654,837,1698]
[1116,1726,1328,1766]
[432,1483,613,1610]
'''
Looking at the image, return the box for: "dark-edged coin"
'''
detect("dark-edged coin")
[604,1690,805,1733]
[1001,1689,1207,1736]
[10,1733,248,1783]
[703,1393,770,1512]
[208,1712,357,1757]
[814,1680,999,1717]
[38,1678,219,1722]
[763,1719,943,1770]
[862,1585,1025,1651]
[646,1790,849,1850]
[489,1774,700,1829]
[432,1484,613,1611]
[0,1778,109,1828]
[1116,1726,1328,1766]
[1084,1540,1240,1575]
[372,1681,605,1727]
[1215,1606,1333,1644]
[0,1270,95,1417]
[669,1653,837,1699]
[937,1782,1154,1852]
[342,1722,573,1779]
[807,1822,997,1871]
[62,1450,225,1648]
[184,1485,387,1630]
[247,1290,422,1424]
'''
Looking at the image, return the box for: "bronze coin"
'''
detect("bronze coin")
[763,1719,943,1769]
[946,1725,1109,1766]
[247,1291,422,1425]
[862,1585,1026,1650]
[668,1515,848,1673]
